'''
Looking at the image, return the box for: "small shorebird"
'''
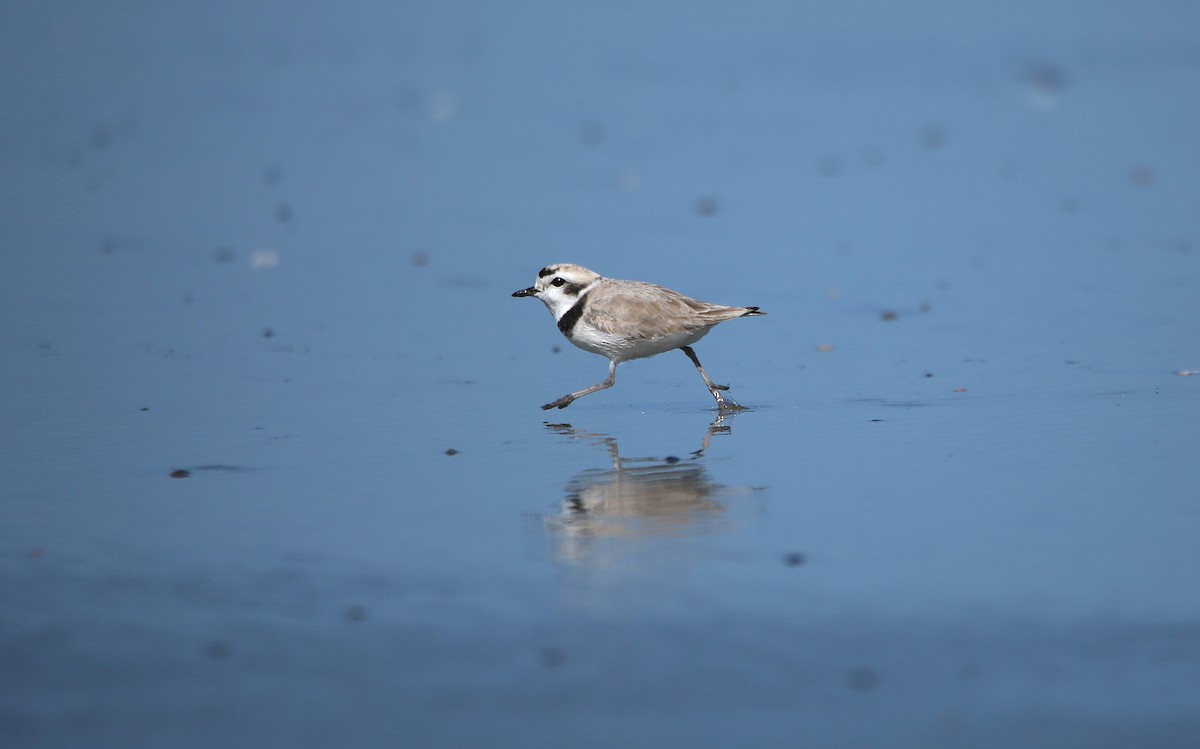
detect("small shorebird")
[513,264,765,410]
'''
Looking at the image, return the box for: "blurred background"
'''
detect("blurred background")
[2,2,1198,747]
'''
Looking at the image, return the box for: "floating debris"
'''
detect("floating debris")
[1176,370,1199,377]
[783,552,806,567]
[540,647,566,669]
[204,641,233,660]
[1130,165,1155,187]
[1023,62,1069,109]
[169,469,191,479]
[445,448,459,456]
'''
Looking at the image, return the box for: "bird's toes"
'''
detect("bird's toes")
[713,383,730,391]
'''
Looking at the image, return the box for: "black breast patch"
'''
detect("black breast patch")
[557,294,587,337]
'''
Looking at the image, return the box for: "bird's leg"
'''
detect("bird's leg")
[681,346,728,390]
[542,360,618,410]
[681,346,744,410]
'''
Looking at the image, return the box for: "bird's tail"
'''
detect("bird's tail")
[742,306,766,316]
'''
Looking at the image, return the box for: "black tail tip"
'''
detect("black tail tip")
[744,306,766,316]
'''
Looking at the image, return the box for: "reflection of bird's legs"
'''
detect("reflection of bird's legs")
[542,360,617,410]
[602,436,620,472]
[694,416,733,458]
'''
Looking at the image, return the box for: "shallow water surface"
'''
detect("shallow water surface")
[2,2,1199,748]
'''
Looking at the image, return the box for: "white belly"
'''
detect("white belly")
[570,325,712,362]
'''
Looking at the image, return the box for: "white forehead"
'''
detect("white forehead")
[536,264,600,288]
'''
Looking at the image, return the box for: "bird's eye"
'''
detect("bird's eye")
[550,277,566,287]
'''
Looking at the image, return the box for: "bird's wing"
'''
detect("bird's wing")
[585,281,751,340]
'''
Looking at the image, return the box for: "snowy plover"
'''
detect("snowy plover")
[513,264,765,410]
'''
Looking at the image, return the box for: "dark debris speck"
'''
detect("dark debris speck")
[445,448,458,456]
[540,647,567,669]
[921,124,948,150]
[169,469,191,479]
[205,641,233,660]
[783,552,806,567]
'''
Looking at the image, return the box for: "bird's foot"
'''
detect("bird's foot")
[712,391,747,412]
[541,395,575,410]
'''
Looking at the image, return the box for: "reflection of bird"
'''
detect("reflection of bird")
[513,264,765,410]
[542,422,743,564]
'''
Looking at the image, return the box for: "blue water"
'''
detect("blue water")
[3,2,1199,747]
